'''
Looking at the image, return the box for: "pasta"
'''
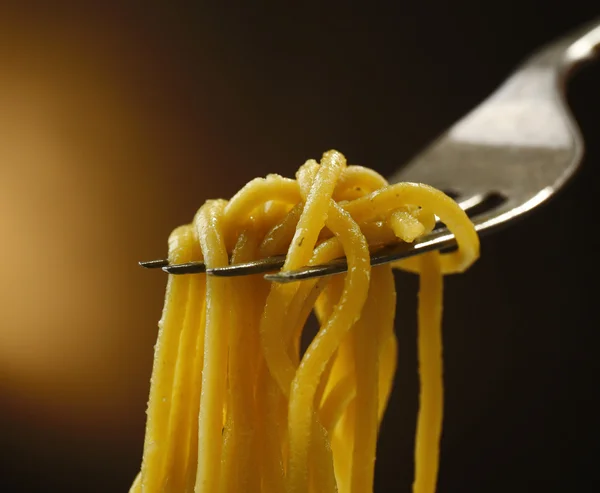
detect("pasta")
[130,150,479,493]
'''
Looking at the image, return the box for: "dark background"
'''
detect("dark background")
[0,3,598,492]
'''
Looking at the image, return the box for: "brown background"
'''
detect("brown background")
[0,3,598,492]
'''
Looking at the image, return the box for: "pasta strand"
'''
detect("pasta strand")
[130,150,479,493]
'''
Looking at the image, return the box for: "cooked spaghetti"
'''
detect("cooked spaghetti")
[129,150,479,493]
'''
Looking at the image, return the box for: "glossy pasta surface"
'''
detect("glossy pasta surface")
[130,150,479,493]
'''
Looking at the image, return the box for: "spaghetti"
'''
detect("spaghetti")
[130,150,480,493]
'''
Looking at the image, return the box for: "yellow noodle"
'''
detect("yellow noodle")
[319,373,356,434]
[260,151,347,400]
[194,200,230,492]
[164,258,206,491]
[138,225,194,492]
[225,176,300,224]
[309,420,338,493]
[255,362,286,493]
[378,333,398,424]
[319,268,395,438]
[413,252,444,493]
[259,204,303,257]
[131,150,479,493]
[287,203,370,493]
[351,267,387,493]
[129,473,141,493]
[332,397,357,493]
[390,209,425,242]
[333,164,388,201]
[285,151,346,271]
[343,182,479,272]
[183,286,207,492]
[220,229,263,493]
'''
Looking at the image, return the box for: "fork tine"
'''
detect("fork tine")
[206,255,287,277]
[139,21,599,282]
[457,194,487,213]
[139,191,494,280]
[139,202,478,278]
[204,194,489,279]
[162,261,207,275]
[143,230,456,281]
[265,232,457,283]
[160,255,288,276]
[139,259,170,269]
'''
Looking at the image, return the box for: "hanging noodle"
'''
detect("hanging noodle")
[130,150,479,493]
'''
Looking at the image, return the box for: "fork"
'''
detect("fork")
[141,19,600,283]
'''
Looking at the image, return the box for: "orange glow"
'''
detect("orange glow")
[0,3,298,442]
[0,9,216,433]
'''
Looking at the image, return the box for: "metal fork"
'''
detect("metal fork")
[141,20,600,283]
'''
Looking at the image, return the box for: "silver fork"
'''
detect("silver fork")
[141,19,600,283]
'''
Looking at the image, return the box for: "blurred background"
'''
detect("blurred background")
[0,3,598,492]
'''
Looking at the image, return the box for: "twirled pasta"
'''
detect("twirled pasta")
[130,150,479,493]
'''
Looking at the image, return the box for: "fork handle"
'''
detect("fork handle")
[552,18,600,73]
[486,19,600,107]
